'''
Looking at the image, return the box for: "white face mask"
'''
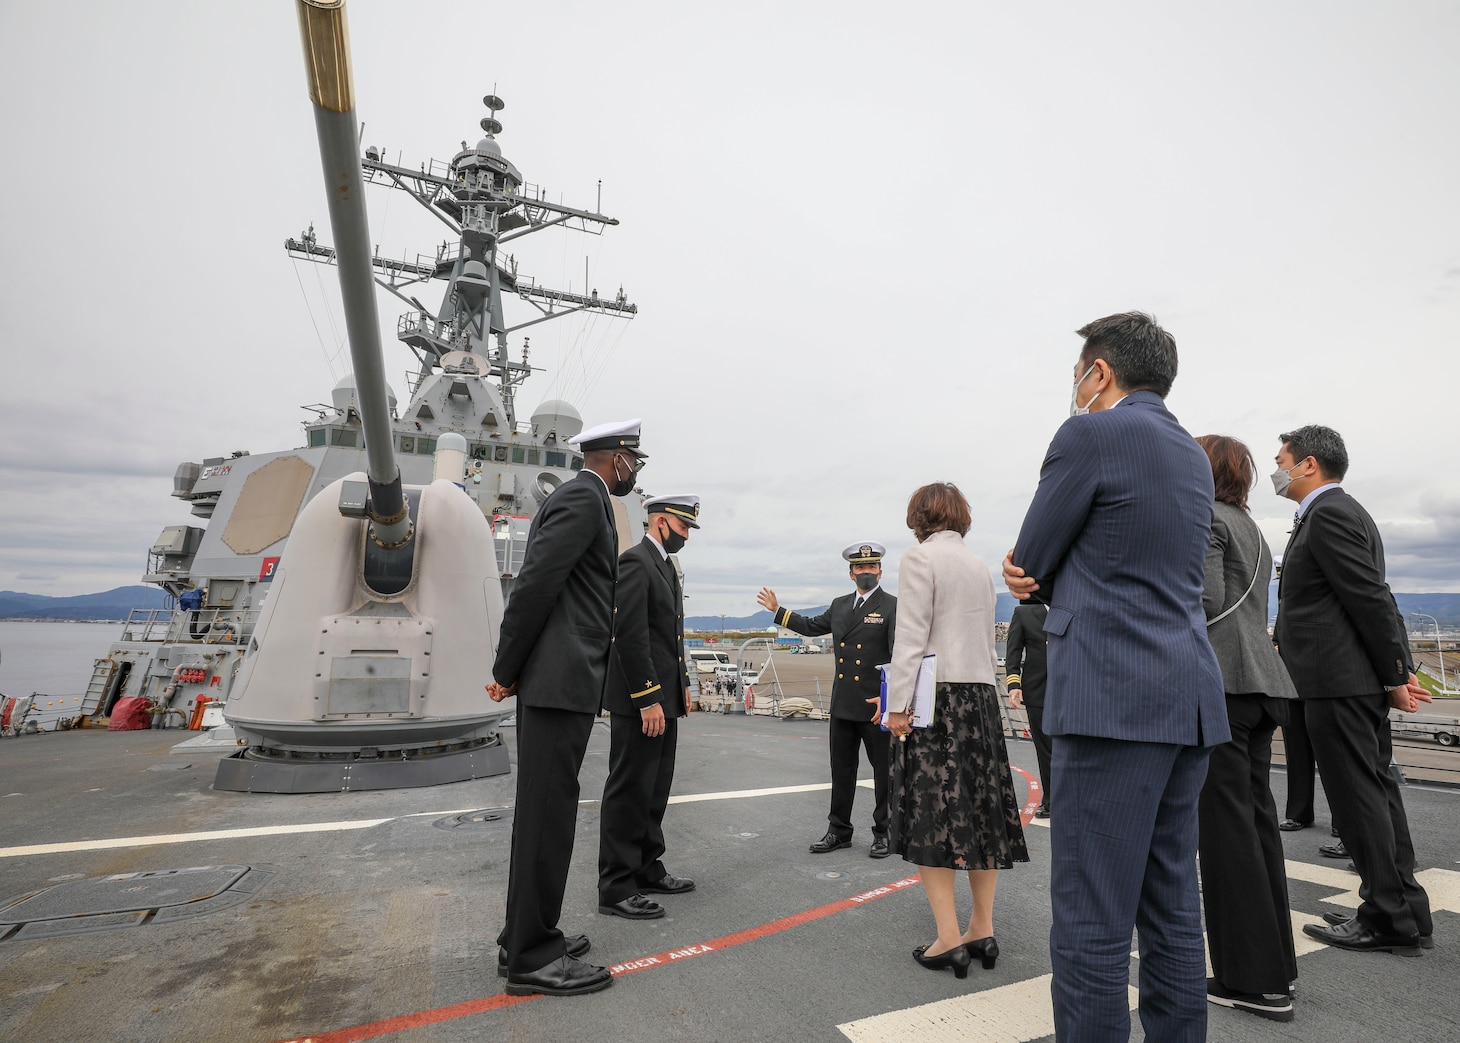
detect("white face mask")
[1069,364,1099,417]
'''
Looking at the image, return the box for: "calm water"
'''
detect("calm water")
[0,621,120,698]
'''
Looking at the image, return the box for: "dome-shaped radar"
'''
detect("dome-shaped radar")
[331,373,398,414]
[531,399,584,442]
[474,135,503,156]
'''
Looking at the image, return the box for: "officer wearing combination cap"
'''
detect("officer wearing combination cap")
[599,495,701,922]
[757,543,898,858]
[487,418,647,998]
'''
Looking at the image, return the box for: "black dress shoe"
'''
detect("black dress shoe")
[963,936,1000,970]
[1206,977,1294,1022]
[1034,804,1050,819]
[1301,919,1423,956]
[869,836,891,859]
[809,831,852,853]
[498,934,590,977]
[1321,911,1434,948]
[505,954,613,997]
[598,893,666,920]
[640,873,695,895]
[1278,818,1312,831]
[1319,840,1348,859]
[913,943,971,979]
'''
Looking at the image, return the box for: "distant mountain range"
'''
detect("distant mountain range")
[688,592,1460,631]
[0,587,170,621]
[6,587,1459,628]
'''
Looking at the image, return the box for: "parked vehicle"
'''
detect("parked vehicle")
[689,650,732,674]
[1390,708,1460,748]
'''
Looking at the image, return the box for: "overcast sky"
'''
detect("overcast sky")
[2,1,1458,616]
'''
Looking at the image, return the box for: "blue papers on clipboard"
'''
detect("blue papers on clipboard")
[877,654,937,731]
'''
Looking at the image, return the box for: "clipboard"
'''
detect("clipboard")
[877,654,937,731]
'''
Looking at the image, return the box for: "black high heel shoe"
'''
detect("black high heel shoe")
[913,943,971,980]
[963,936,999,970]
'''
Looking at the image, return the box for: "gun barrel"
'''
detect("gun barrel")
[296,0,409,545]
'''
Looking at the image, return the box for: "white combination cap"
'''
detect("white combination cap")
[842,541,886,565]
[644,494,700,528]
[568,418,646,457]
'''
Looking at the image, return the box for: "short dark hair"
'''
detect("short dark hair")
[1196,434,1255,510]
[906,482,971,541]
[1076,312,1178,398]
[1279,424,1348,481]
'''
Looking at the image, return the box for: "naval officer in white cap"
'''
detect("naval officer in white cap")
[757,542,898,857]
[488,418,646,997]
[598,494,701,920]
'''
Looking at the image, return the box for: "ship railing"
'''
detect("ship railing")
[690,675,832,719]
[160,605,262,647]
[117,608,173,643]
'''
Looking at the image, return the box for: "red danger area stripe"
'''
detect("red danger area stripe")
[1013,765,1040,823]
[607,875,922,977]
[282,770,1042,1042]
[275,875,921,1043]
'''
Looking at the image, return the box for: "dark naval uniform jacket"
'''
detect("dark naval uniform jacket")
[774,588,896,721]
[493,469,619,710]
[1004,602,1049,708]
[607,535,690,717]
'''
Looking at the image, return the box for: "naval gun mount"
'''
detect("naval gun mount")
[216,0,509,793]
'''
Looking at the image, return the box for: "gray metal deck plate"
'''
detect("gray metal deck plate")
[0,865,275,941]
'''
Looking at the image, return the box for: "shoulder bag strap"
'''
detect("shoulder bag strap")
[1207,530,1264,628]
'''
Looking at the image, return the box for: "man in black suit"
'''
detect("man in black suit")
[1277,699,1321,831]
[1271,424,1434,956]
[487,418,647,997]
[599,494,700,921]
[1004,602,1051,818]
[757,542,897,858]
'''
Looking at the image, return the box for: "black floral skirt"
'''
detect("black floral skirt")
[889,681,1030,870]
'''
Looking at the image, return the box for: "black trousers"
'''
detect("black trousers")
[1280,698,1318,823]
[1307,693,1431,939]
[598,713,678,903]
[1198,695,1296,995]
[1026,700,1054,810]
[497,703,596,975]
[828,717,889,840]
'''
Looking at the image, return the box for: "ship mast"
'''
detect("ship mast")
[285,95,636,427]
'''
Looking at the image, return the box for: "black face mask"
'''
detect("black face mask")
[854,573,878,592]
[658,522,686,555]
[610,455,636,497]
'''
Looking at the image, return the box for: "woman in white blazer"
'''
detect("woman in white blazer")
[884,483,1029,978]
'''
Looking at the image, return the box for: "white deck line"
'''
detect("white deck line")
[0,818,393,858]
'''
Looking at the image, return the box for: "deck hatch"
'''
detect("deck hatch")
[0,865,276,941]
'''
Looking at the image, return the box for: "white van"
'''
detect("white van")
[689,649,731,674]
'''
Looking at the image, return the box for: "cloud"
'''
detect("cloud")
[2,1,1458,610]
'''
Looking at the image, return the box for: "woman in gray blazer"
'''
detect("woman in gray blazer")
[1194,435,1299,1023]
[884,483,1028,978]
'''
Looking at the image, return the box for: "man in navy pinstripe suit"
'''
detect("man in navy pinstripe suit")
[1005,313,1229,1042]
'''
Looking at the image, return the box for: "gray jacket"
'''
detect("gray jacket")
[1204,501,1297,700]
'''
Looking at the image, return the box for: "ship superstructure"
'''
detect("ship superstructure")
[85,92,641,736]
